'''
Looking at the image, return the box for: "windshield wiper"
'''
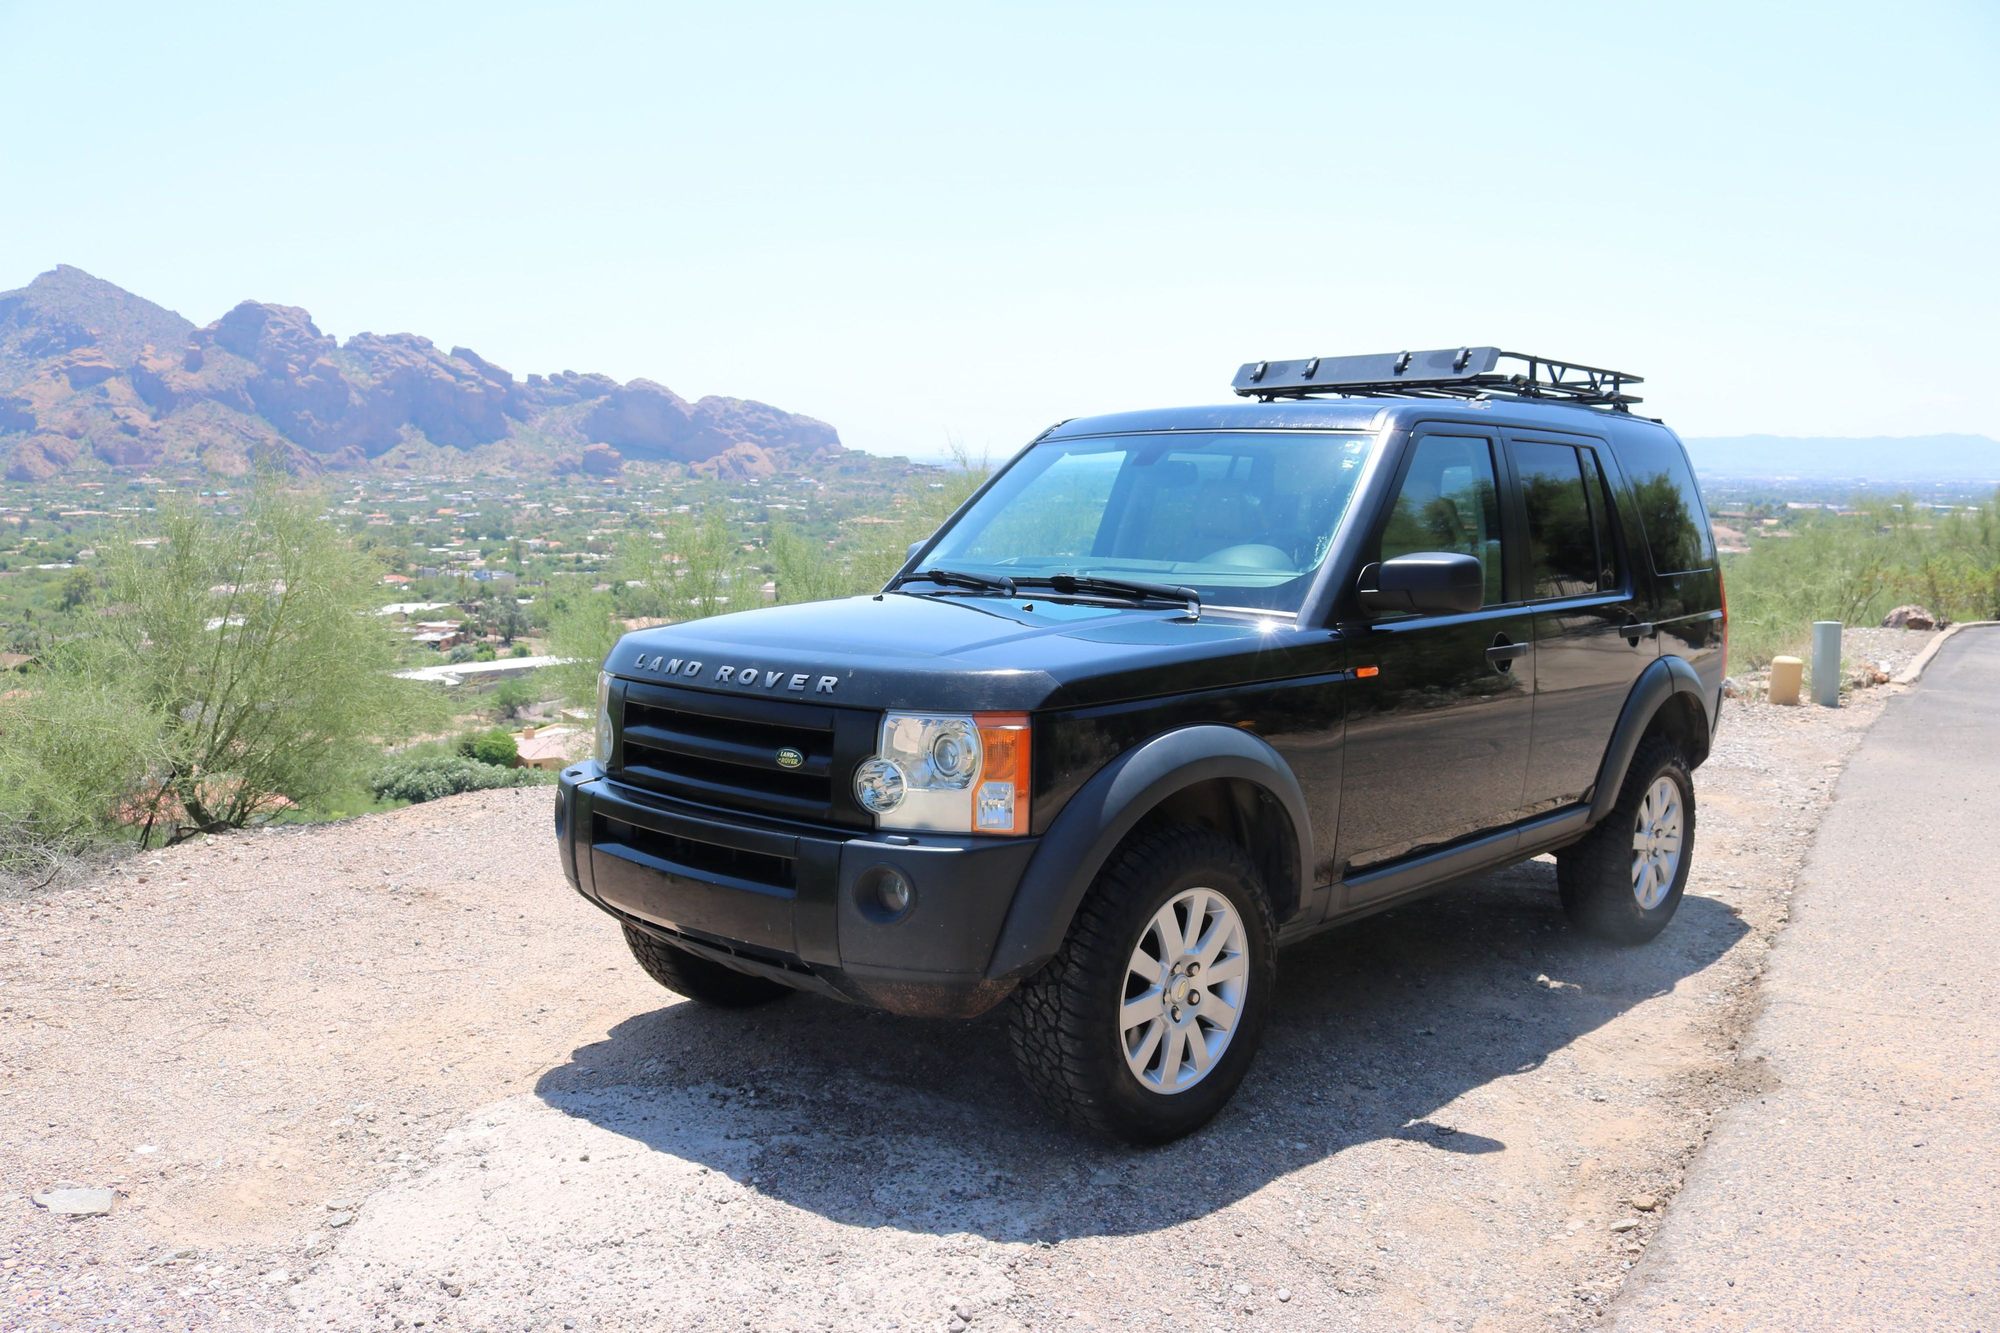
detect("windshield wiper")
[1022,573,1201,619]
[890,566,1018,597]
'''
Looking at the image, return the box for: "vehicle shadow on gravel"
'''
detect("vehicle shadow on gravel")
[534,861,1744,1241]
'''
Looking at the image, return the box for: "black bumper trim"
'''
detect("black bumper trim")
[557,764,1040,1019]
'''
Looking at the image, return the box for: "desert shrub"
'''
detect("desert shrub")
[113,485,442,838]
[1723,490,2000,672]
[542,580,622,708]
[0,673,172,883]
[458,727,519,767]
[368,753,551,804]
[490,675,538,718]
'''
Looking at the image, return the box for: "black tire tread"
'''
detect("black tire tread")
[1007,821,1275,1143]
[1558,735,1694,945]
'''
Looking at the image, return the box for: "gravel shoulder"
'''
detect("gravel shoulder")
[0,630,1939,1331]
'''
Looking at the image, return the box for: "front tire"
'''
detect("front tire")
[1008,823,1277,1144]
[621,923,793,1007]
[1558,736,1695,944]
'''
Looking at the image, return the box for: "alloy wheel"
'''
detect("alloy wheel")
[1120,887,1249,1093]
[1631,776,1684,910]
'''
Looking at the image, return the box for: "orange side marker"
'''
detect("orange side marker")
[1354,665,1380,678]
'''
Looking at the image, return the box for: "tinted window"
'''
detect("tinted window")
[927,431,1374,614]
[1376,435,1504,607]
[1514,441,1602,600]
[1617,434,1715,574]
[1580,447,1618,588]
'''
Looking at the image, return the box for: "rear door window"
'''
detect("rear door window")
[1512,440,1604,600]
[1616,435,1716,574]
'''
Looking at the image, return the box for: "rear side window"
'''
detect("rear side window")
[1513,440,1610,600]
[1617,434,1715,574]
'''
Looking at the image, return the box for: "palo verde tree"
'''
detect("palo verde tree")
[82,482,432,843]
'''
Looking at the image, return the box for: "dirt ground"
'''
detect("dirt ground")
[0,630,1937,1331]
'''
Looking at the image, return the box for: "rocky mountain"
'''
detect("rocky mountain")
[0,266,844,482]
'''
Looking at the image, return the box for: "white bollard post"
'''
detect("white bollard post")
[1811,620,1842,707]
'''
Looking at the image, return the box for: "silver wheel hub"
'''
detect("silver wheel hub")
[1121,888,1249,1094]
[1631,776,1685,910]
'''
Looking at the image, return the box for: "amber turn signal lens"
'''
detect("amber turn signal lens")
[972,712,1031,836]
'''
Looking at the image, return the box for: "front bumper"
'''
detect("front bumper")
[555,762,1040,1018]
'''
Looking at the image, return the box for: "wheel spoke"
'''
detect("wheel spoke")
[1198,987,1241,1032]
[1128,943,1163,986]
[1202,953,1248,987]
[1129,1016,1165,1069]
[1186,1024,1215,1073]
[1192,905,1233,968]
[1655,831,1682,854]
[1155,1024,1184,1086]
[1120,988,1164,1033]
[1150,902,1186,960]
[1632,829,1651,853]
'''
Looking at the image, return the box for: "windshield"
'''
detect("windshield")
[921,430,1374,615]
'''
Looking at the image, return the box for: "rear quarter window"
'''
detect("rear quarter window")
[1616,434,1715,575]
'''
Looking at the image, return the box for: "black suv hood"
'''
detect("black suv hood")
[606,592,1325,712]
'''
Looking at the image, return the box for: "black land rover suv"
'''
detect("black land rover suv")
[554,347,1725,1143]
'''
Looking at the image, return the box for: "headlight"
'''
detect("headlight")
[856,711,1030,835]
[594,670,613,764]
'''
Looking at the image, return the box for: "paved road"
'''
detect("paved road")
[1611,627,2000,1330]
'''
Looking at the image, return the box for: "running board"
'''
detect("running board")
[1316,805,1595,928]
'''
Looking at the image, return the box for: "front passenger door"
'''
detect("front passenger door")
[1336,431,1536,885]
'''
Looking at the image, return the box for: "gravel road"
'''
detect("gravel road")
[0,630,1938,1331]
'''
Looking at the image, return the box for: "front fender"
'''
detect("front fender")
[982,724,1313,981]
[1588,655,1710,824]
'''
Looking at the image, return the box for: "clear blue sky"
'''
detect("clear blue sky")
[3,1,1995,455]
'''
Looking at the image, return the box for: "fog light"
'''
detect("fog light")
[857,865,916,921]
[877,869,912,915]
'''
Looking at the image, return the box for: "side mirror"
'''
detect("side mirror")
[1358,552,1483,617]
[906,540,924,563]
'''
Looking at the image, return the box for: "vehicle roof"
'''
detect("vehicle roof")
[1042,395,1678,444]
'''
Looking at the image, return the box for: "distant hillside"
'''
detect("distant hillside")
[1684,433,2000,483]
[0,266,843,482]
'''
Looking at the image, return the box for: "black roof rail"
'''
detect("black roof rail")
[1231,346,1643,410]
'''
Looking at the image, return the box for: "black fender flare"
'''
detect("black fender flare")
[983,724,1314,981]
[1588,655,1712,824]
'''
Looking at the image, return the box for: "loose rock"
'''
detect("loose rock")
[32,1186,114,1216]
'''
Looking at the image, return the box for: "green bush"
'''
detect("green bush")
[2,480,441,851]
[457,727,519,767]
[368,754,551,804]
[490,676,538,719]
[1723,492,2000,672]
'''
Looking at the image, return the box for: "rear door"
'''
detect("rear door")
[1505,434,1655,813]
[1336,428,1536,886]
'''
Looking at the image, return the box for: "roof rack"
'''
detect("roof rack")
[1231,346,1643,410]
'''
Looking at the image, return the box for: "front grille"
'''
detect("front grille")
[612,679,869,827]
[594,812,795,890]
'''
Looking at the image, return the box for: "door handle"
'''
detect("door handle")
[1623,621,1657,644]
[1486,636,1529,670]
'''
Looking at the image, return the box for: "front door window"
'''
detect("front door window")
[1375,435,1506,607]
